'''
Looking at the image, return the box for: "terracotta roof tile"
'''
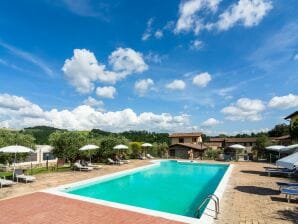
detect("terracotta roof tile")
[169,132,202,138]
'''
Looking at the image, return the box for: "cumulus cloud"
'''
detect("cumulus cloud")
[221,98,265,121]
[216,0,273,31]
[0,93,190,132]
[166,80,186,90]
[268,94,298,109]
[134,79,154,96]
[83,96,104,109]
[192,72,212,87]
[108,48,148,75]
[96,86,116,99]
[175,0,221,34]
[173,0,272,35]
[201,118,221,127]
[62,48,148,94]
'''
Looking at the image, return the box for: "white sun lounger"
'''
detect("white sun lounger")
[74,162,93,171]
[0,178,16,188]
[16,174,36,183]
[14,169,36,183]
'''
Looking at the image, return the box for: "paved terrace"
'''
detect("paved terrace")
[0,160,297,224]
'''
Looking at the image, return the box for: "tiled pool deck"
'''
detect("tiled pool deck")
[0,160,297,224]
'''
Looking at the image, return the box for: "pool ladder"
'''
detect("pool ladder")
[194,194,219,219]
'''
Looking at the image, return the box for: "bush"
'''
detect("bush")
[203,149,221,160]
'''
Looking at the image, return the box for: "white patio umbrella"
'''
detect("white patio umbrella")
[141,143,153,147]
[229,144,245,149]
[113,144,128,150]
[265,145,286,160]
[276,152,298,169]
[79,144,99,163]
[284,144,298,154]
[265,145,286,152]
[142,143,152,156]
[113,144,128,155]
[0,145,34,179]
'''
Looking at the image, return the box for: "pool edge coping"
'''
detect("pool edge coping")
[41,160,233,224]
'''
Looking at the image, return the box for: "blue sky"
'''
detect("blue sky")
[0,0,297,135]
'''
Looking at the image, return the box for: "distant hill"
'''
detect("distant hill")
[23,126,65,144]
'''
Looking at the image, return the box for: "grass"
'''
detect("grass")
[0,165,72,178]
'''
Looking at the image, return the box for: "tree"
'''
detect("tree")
[0,129,35,164]
[290,119,298,141]
[130,142,142,158]
[253,135,269,159]
[97,136,130,160]
[49,131,87,164]
[268,123,290,137]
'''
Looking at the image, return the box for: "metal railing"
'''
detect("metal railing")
[195,194,219,219]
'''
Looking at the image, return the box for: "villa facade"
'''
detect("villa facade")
[168,132,207,159]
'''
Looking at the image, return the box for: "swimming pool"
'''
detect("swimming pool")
[57,160,229,222]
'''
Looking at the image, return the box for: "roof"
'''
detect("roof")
[284,111,298,120]
[209,137,257,143]
[169,132,202,138]
[209,138,225,142]
[169,143,207,150]
[272,135,291,140]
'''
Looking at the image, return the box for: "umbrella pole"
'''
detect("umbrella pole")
[89,150,91,164]
[13,152,16,180]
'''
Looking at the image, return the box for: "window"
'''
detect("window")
[179,138,184,143]
[43,152,55,160]
[192,137,197,142]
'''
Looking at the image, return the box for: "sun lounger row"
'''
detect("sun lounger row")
[264,167,297,177]
[73,161,103,171]
[107,158,131,165]
[137,154,155,160]
[1,169,36,188]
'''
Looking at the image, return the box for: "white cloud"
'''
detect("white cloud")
[293,54,298,61]
[60,0,101,17]
[62,49,112,93]
[155,30,163,39]
[96,86,116,99]
[221,98,265,121]
[142,18,154,41]
[192,72,212,87]
[0,94,44,119]
[175,0,221,34]
[166,80,186,90]
[216,0,273,31]
[134,79,154,96]
[268,94,298,109]
[190,39,204,50]
[62,48,148,94]
[144,52,166,64]
[201,118,221,127]
[0,40,54,76]
[83,96,104,109]
[108,48,148,75]
[0,93,190,132]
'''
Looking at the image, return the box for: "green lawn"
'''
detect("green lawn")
[0,165,72,178]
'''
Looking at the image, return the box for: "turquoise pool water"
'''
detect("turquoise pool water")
[64,161,228,218]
